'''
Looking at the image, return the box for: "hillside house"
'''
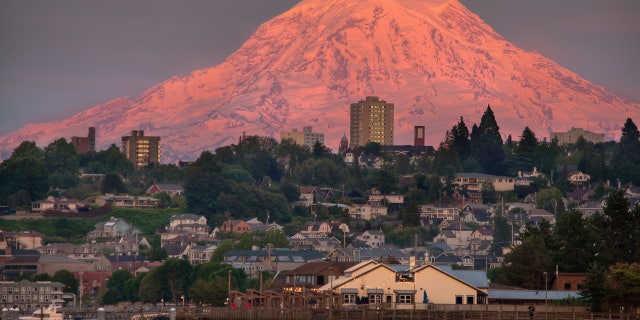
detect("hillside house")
[146,183,184,197]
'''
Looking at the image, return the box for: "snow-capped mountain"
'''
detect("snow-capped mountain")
[1,0,638,162]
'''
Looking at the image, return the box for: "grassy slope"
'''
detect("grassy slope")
[0,208,183,244]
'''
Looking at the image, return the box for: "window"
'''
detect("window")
[369,294,382,304]
[343,294,356,304]
[466,296,474,304]
[455,296,463,304]
[397,294,413,304]
[564,283,571,290]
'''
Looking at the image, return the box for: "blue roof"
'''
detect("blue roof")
[438,266,489,288]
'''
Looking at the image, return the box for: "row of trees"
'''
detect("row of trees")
[495,190,640,310]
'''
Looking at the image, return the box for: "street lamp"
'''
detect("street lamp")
[228,270,232,309]
[543,271,548,320]
[328,266,333,310]
[78,271,83,310]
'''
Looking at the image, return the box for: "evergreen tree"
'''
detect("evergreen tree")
[513,127,538,172]
[614,118,640,165]
[451,117,470,161]
[470,105,506,175]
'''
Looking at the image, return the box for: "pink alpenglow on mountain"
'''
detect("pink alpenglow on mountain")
[1,0,638,162]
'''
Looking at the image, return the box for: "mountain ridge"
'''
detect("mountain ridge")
[1,0,638,161]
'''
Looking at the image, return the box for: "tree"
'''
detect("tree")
[52,269,78,293]
[613,118,640,167]
[489,212,511,255]
[87,144,134,174]
[101,269,132,304]
[593,190,640,265]
[278,181,300,203]
[0,141,48,205]
[470,105,506,175]
[159,258,193,303]
[44,138,80,188]
[311,141,332,159]
[499,236,552,289]
[235,232,257,250]
[138,269,164,303]
[581,262,607,311]
[552,210,598,272]
[535,187,564,215]
[263,229,290,248]
[450,117,471,161]
[101,173,127,194]
[513,127,538,172]
[188,279,227,306]
[211,239,234,263]
[603,262,640,312]
[184,151,226,217]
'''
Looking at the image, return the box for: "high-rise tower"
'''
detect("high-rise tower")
[121,130,161,169]
[349,96,394,148]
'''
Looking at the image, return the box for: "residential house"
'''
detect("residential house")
[368,193,404,205]
[566,188,594,204]
[319,260,488,307]
[282,261,358,292]
[353,230,385,248]
[168,214,209,234]
[419,205,460,221]
[289,233,342,252]
[87,217,140,240]
[31,196,89,213]
[347,204,387,220]
[325,247,409,264]
[187,245,216,265]
[245,217,284,233]
[433,223,473,255]
[223,249,324,278]
[567,171,590,187]
[529,208,556,224]
[450,189,482,206]
[221,219,251,234]
[1,231,44,250]
[146,183,184,197]
[87,194,159,209]
[452,173,515,192]
[298,186,316,207]
[300,222,332,236]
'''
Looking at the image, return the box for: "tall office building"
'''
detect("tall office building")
[349,96,394,148]
[280,126,324,148]
[71,127,96,154]
[121,130,161,169]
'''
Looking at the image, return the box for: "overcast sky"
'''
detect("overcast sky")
[1,0,638,136]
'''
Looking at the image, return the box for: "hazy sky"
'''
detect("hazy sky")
[1,0,638,136]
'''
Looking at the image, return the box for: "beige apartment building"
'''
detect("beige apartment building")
[550,127,604,145]
[280,126,324,148]
[350,96,394,148]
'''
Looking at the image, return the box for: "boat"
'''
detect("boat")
[19,303,64,320]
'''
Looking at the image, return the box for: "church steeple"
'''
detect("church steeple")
[338,133,349,155]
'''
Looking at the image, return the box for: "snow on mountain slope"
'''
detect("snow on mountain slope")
[1,0,637,161]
